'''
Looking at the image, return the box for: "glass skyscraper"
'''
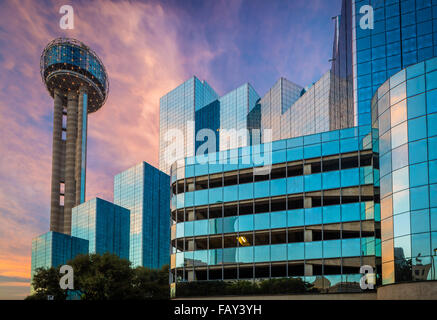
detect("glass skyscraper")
[71,197,130,259]
[159,77,219,174]
[334,0,437,127]
[114,162,170,268]
[31,231,88,280]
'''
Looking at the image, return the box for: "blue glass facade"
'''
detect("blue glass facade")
[31,231,88,280]
[350,0,437,126]
[371,57,437,284]
[159,77,219,174]
[169,126,381,292]
[114,162,170,269]
[71,197,130,259]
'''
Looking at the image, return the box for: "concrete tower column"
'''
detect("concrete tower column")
[64,90,78,234]
[49,88,64,232]
[75,86,88,204]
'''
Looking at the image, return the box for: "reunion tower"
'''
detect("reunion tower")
[40,38,109,235]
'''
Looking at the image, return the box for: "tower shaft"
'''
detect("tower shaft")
[75,87,88,205]
[49,89,64,232]
[49,87,88,235]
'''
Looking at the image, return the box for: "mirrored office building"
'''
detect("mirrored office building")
[169,126,381,293]
[71,197,130,259]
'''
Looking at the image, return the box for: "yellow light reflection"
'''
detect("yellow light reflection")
[237,236,250,246]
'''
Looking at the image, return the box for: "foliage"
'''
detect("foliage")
[176,277,316,297]
[26,253,169,300]
[26,266,67,300]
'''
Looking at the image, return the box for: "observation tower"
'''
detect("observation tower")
[40,38,109,234]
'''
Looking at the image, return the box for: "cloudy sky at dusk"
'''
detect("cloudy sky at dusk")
[0,0,341,299]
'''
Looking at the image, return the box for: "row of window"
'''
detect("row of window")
[172,201,379,238]
[171,237,379,268]
[172,221,378,251]
[172,151,375,194]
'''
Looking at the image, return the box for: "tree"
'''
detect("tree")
[26,266,66,300]
[26,253,170,300]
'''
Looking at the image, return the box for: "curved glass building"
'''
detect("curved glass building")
[169,125,381,293]
[371,57,437,285]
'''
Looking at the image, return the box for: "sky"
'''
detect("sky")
[0,0,341,299]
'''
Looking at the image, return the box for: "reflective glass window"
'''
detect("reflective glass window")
[238,246,253,263]
[341,168,359,187]
[223,216,238,233]
[322,140,340,156]
[393,235,412,259]
[254,181,269,199]
[428,113,437,137]
[287,148,303,161]
[223,248,237,264]
[304,174,322,192]
[411,209,430,234]
[410,162,429,187]
[209,188,223,204]
[271,178,286,197]
[238,215,253,232]
[287,176,304,194]
[254,245,270,263]
[429,160,437,184]
[305,241,322,260]
[407,93,426,119]
[238,183,253,200]
[426,70,437,91]
[393,189,410,214]
[406,75,425,97]
[391,99,407,126]
[184,221,194,237]
[287,209,304,227]
[390,82,406,105]
[342,203,361,222]
[194,219,208,236]
[410,185,429,211]
[408,116,427,141]
[224,185,238,202]
[391,122,408,148]
[408,139,428,164]
[380,152,392,177]
[254,213,270,230]
[393,212,411,237]
[288,242,304,260]
[322,171,340,189]
[323,240,341,258]
[412,233,431,257]
[194,189,208,206]
[426,89,437,114]
[194,250,208,266]
[304,144,321,158]
[342,238,361,257]
[430,184,437,208]
[392,166,409,192]
[305,207,322,225]
[271,244,287,261]
[429,137,437,160]
[271,211,287,229]
[380,130,391,155]
[323,205,341,224]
